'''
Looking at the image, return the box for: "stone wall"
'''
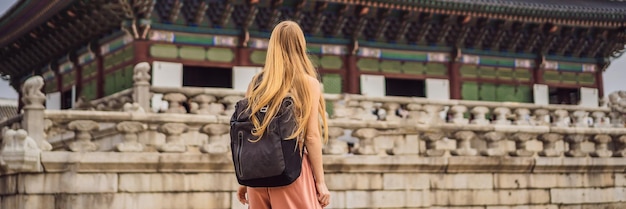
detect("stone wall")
[1,152,625,209]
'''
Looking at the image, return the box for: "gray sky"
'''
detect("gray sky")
[0,1,624,100]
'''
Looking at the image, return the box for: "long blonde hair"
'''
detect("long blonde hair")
[245,21,329,144]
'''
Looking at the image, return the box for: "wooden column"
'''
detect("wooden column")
[533,57,543,84]
[134,40,150,63]
[236,46,251,66]
[449,62,461,100]
[95,44,104,98]
[596,68,604,98]
[345,42,359,94]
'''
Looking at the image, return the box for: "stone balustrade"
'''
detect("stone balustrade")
[74,89,134,111]
[2,69,626,209]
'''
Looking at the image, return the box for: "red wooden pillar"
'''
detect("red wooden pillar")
[95,45,104,98]
[134,40,150,63]
[236,46,251,66]
[533,57,543,84]
[345,42,359,94]
[595,68,604,98]
[449,62,461,100]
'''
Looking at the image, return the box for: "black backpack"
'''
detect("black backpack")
[229,97,302,187]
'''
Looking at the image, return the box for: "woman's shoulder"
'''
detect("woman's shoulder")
[304,76,321,91]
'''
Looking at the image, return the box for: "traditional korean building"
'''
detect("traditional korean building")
[0,0,625,110]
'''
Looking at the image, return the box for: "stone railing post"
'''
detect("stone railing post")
[421,105,444,124]
[1,129,42,172]
[608,91,626,127]
[591,111,608,128]
[538,133,563,157]
[480,131,505,156]
[533,109,550,126]
[222,95,243,116]
[451,131,477,156]
[190,95,216,115]
[571,110,589,128]
[449,105,469,124]
[564,134,587,157]
[421,132,446,156]
[513,108,531,125]
[382,102,401,121]
[590,134,612,158]
[405,103,422,123]
[323,127,348,155]
[509,133,535,157]
[200,124,229,154]
[352,128,378,155]
[158,123,188,152]
[552,110,570,127]
[492,107,511,125]
[20,76,52,151]
[67,120,100,152]
[470,106,489,125]
[115,121,146,152]
[132,62,152,112]
[162,93,188,114]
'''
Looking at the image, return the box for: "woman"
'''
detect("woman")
[236,21,331,208]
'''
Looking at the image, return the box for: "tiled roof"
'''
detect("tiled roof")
[0,104,18,121]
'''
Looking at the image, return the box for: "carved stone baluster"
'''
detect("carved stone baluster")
[323,127,348,155]
[492,107,511,125]
[449,105,469,125]
[609,112,624,128]
[509,133,535,157]
[451,131,477,156]
[352,128,378,155]
[352,101,377,121]
[406,103,422,123]
[331,99,351,120]
[162,93,188,114]
[571,110,589,128]
[534,109,550,126]
[115,121,146,152]
[200,124,230,154]
[421,105,444,124]
[158,123,188,152]
[590,134,612,158]
[67,120,100,152]
[513,108,531,125]
[132,62,151,112]
[208,97,226,115]
[421,132,446,156]
[470,106,489,125]
[552,110,570,127]
[538,133,563,157]
[222,95,243,116]
[383,102,401,121]
[564,134,587,157]
[591,111,608,128]
[190,95,216,114]
[614,135,626,157]
[20,76,52,151]
[107,99,121,111]
[480,132,505,156]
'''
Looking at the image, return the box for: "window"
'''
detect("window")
[182,66,232,88]
[549,87,580,105]
[385,78,425,97]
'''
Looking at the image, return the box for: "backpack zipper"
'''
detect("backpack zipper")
[237,131,244,177]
